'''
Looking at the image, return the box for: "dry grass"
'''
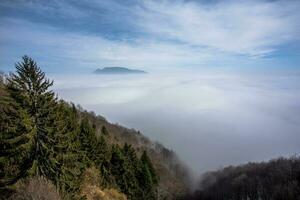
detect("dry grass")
[80,186,127,200]
[8,176,61,200]
[79,167,127,200]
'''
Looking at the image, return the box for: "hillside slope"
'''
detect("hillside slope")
[0,56,189,200]
[79,107,191,198]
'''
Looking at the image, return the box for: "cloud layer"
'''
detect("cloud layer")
[53,71,300,174]
[1,0,300,71]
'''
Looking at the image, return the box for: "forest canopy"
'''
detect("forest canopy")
[0,56,160,200]
[182,157,300,200]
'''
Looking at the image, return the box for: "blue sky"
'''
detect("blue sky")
[0,0,300,73]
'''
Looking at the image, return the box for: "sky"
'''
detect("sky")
[1,0,300,175]
[1,0,300,72]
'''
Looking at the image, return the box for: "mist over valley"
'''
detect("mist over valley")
[52,70,300,175]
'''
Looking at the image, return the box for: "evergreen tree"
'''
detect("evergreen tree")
[78,117,97,163]
[94,135,113,187]
[141,150,158,185]
[123,143,138,165]
[3,56,57,182]
[138,162,156,200]
[110,145,127,192]
[53,101,86,195]
[138,151,158,200]
[122,143,140,200]
[0,85,34,187]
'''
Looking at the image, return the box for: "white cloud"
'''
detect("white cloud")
[135,0,300,56]
[0,17,213,70]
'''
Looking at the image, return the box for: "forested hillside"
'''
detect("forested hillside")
[2,56,299,200]
[182,157,300,200]
[0,56,189,200]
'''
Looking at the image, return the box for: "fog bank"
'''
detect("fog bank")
[52,71,300,175]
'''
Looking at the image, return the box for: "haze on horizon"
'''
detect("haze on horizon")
[1,0,300,175]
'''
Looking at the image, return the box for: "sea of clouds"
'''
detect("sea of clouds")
[51,70,300,175]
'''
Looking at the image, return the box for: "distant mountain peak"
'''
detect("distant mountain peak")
[94,67,147,74]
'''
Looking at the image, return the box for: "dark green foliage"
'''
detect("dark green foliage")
[101,126,109,136]
[109,144,158,200]
[137,151,158,200]
[0,55,57,187]
[141,151,158,185]
[121,143,140,200]
[0,85,34,187]
[0,56,159,199]
[52,101,86,195]
[6,56,57,179]
[110,144,126,188]
[109,144,139,197]
[94,135,113,187]
[78,117,97,162]
[183,157,300,200]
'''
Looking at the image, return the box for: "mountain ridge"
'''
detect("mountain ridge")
[94,67,147,74]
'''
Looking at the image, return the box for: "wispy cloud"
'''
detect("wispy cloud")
[0,0,299,71]
[0,17,213,72]
[135,0,300,56]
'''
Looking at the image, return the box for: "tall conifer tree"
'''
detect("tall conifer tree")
[138,151,158,199]
[141,151,158,185]
[0,83,34,187]
[53,101,86,195]
[5,56,57,179]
